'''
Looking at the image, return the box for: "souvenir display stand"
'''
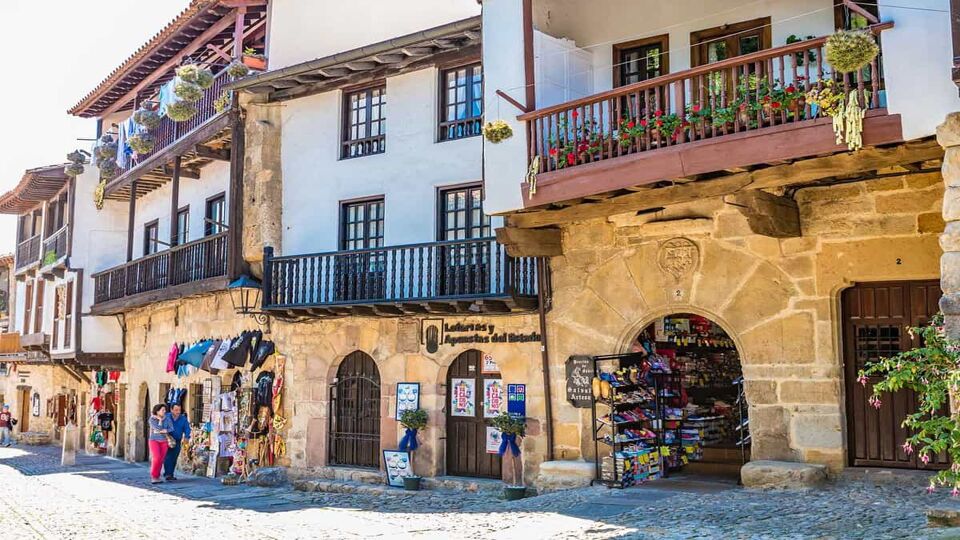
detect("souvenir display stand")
[87,369,121,453]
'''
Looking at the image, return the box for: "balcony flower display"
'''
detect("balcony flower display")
[482,120,513,143]
[176,64,215,89]
[173,78,204,102]
[128,132,156,155]
[64,150,87,178]
[227,62,250,79]
[166,100,198,122]
[133,107,161,130]
[93,135,118,163]
[825,30,880,73]
[242,47,267,71]
[214,91,231,113]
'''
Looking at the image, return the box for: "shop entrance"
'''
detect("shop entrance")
[329,351,381,469]
[842,280,948,469]
[446,349,502,479]
[140,384,150,462]
[18,387,30,432]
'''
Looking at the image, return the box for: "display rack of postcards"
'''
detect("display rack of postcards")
[591,353,686,488]
[734,376,750,462]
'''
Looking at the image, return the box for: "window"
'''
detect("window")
[342,85,386,159]
[613,35,669,87]
[440,63,483,141]
[175,206,190,246]
[33,280,44,336]
[53,285,64,348]
[63,281,73,349]
[31,210,42,238]
[691,17,771,67]
[835,1,880,30]
[438,186,490,240]
[143,220,160,256]
[341,199,385,250]
[205,194,226,236]
[190,383,204,424]
[23,280,33,334]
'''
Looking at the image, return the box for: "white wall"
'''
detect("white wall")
[879,0,960,140]
[267,0,480,69]
[281,67,492,255]
[129,160,230,256]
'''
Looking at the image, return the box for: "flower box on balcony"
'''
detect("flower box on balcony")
[242,54,267,71]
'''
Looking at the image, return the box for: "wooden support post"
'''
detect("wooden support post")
[169,156,181,246]
[227,94,246,279]
[233,6,248,58]
[126,181,137,262]
[495,227,563,257]
[522,0,536,111]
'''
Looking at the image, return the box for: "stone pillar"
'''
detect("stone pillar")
[239,93,283,277]
[938,113,960,338]
[61,423,77,466]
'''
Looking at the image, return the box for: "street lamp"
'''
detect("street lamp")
[228,274,269,327]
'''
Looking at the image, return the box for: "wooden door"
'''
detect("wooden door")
[19,389,30,432]
[141,386,150,462]
[691,17,771,67]
[843,280,948,469]
[329,351,381,468]
[446,350,502,478]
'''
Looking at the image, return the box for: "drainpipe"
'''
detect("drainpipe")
[536,257,555,461]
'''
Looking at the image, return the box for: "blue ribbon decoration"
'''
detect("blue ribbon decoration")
[498,433,521,457]
[399,428,419,452]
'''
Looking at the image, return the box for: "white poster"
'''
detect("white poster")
[451,378,475,417]
[486,427,502,454]
[483,379,504,418]
[482,354,499,374]
[395,383,420,420]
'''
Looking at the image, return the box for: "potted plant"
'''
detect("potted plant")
[398,408,427,491]
[242,47,267,71]
[227,62,250,79]
[133,107,161,130]
[165,100,198,122]
[482,120,514,143]
[176,64,215,90]
[128,132,155,155]
[42,250,58,267]
[825,30,880,74]
[490,412,527,500]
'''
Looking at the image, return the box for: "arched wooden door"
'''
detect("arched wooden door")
[140,385,150,462]
[329,351,381,468]
[446,350,502,478]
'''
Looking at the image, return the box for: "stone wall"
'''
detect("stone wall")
[240,94,283,275]
[120,292,546,483]
[0,364,85,441]
[546,173,943,471]
[938,113,960,337]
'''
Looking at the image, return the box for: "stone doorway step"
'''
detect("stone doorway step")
[683,447,748,478]
[291,471,506,496]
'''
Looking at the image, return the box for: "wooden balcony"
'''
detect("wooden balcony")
[104,70,234,202]
[262,238,544,317]
[91,232,229,315]
[519,23,902,210]
[15,234,41,273]
[40,225,69,275]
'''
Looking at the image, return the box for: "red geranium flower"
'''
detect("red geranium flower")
[654,110,663,117]
[771,101,782,109]
[691,104,701,113]
[571,110,579,119]
[640,119,648,127]
[626,120,636,129]
[548,147,558,157]
[785,85,796,93]
[655,119,664,127]
[566,153,576,165]
[577,143,589,153]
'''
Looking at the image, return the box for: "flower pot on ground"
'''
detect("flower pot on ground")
[403,476,422,491]
[399,408,427,484]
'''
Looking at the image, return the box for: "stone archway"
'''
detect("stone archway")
[328,351,381,469]
[132,382,150,462]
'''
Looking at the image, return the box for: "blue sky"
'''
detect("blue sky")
[0,1,189,254]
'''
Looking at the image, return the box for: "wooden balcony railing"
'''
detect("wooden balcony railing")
[41,225,68,267]
[520,23,893,175]
[15,235,41,271]
[92,232,228,305]
[263,238,540,310]
[125,70,231,172]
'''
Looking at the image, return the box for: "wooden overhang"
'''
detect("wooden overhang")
[266,297,540,320]
[0,165,68,215]
[68,0,268,118]
[228,16,482,102]
[90,276,230,316]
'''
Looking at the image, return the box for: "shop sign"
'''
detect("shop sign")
[483,379,504,418]
[486,426,502,454]
[657,237,699,280]
[434,322,541,346]
[565,356,594,408]
[482,353,499,373]
[383,450,413,487]
[507,383,526,417]
[451,378,475,417]
[395,382,420,420]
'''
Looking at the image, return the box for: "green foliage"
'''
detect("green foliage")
[173,79,204,102]
[165,100,198,122]
[214,91,231,114]
[176,64,215,89]
[227,62,250,79]
[825,30,880,73]
[42,250,58,266]
[400,409,428,431]
[128,132,155,155]
[482,120,514,144]
[490,413,526,436]
[859,313,960,493]
[133,108,162,130]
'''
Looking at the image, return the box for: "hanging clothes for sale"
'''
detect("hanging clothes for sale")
[200,339,222,373]
[167,343,180,373]
[254,372,274,408]
[247,330,263,365]
[250,339,275,371]
[180,340,213,368]
[223,331,254,368]
[210,339,233,371]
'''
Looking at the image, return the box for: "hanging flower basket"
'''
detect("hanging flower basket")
[66,150,87,165]
[64,163,85,177]
[93,180,106,210]
[94,138,118,162]
[98,159,119,181]
[825,30,880,73]
[214,91,231,113]
[173,78,204,102]
[176,64,215,90]
[166,100,198,122]
[482,120,514,144]
[227,62,250,79]
[133,108,162,130]
[128,132,156,155]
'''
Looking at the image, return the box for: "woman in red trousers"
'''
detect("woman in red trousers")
[148,404,174,484]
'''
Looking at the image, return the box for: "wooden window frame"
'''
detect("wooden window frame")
[436,184,491,241]
[612,34,670,88]
[339,197,386,251]
[690,17,772,67]
[341,82,387,159]
[53,285,64,349]
[33,280,44,336]
[23,280,33,334]
[175,205,190,246]
[63,280,73,349]
[438,62,484,142]
[205,193,226,236]
[143,219,160,256]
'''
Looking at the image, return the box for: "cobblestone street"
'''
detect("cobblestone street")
[0,444,955,539]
